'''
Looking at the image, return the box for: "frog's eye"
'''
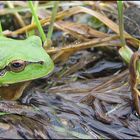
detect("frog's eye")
[9,60,26,72]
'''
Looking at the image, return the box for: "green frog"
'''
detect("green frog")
[0,35,54,100]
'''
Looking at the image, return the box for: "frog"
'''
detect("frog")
[0,35,54,100]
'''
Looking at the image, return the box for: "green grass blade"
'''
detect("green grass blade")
[117,1,126,47]
[52,125,93,139]
[28,1,46,42]
[117,1,133,64]
[46,1,59,47]
[0,21,3,36]
[28,1,39,36]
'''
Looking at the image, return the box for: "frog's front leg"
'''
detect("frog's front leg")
[129,51,140,115]
[0,81,31,100]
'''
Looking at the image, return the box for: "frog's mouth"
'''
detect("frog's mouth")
[0,60,44,77]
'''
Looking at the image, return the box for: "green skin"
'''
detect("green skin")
[0,35,54,85]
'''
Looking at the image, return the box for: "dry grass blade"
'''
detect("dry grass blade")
[80,69,129,103]
[5,6,84,36]
[55,21,109,40]
[47,35,121,62]
[6,1,25,27]
[91,69,128,92]
[48,35,120,54]
[6,6,138,44]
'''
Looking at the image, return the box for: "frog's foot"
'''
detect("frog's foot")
[0,81,31,100]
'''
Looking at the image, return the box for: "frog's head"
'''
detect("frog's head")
[0,36,54,85]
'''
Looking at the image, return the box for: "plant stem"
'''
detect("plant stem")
[117,1,126,47]
[44,1,59,48]
[28,1,46,42]
[28,1,39,36]
[117,1,133,64]
[0,21,3,36]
